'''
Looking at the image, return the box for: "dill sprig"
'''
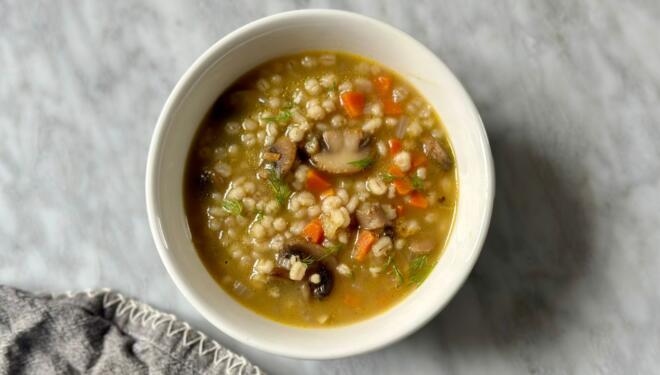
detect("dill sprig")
[348,157,374,169]
[221,199,242,216]
[409,255,435,285]
[267,169,291,205]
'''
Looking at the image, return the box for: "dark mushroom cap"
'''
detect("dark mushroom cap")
[422,136,453,171]
[310,264,333,299]
[268,136,297,175]
[271,240,336,300]
[383,224,396,239]
[355,202,387,230]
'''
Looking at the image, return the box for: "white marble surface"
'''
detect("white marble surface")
[2,1,660,373]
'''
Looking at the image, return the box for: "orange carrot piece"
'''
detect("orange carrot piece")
[387,164,405,178]
[373,75,392,96]
[302,218,324,244]
[306,169,332,193]
[382,97,403,115]
[408,191,429,208]
[393,178,413,195]
[320,188,335,200]
[353,230,376,262]
[388,138,402,156]
[340,91,365,118]
[411,152,428,168]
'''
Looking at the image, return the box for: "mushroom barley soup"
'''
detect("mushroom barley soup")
[185,52,457,327]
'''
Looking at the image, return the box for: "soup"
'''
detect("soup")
[184,51,457,327]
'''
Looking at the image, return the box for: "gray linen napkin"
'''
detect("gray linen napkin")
[0,286,264,375]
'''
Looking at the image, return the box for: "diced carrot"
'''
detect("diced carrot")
[320,188,335,200]
[387,164,405,178]
[411,152,428,168]
[393,178,413,195]
[353,230,376,262]
[382,97,403,115]
[306,169,332,193]
[388,138,402,156]
[396,204,405,216]
[302,218,324,244]
[373,75,392,96]
[340,91,365,118]
[408,191,429,208]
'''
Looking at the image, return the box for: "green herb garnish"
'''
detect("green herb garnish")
[263,110,292,123]
[411,176,425,191]
[299,245,343,265]
[278,110,292,122]
[317,244,342,261]
[381,172,400,183]
[408,255,434,285]
[254,210,264,222]
[392,263,404,287]
[348,157,374,169]
[385,255,403,287]
[301,255,316,265]
[267,170,291,205]
[221,199,242,216]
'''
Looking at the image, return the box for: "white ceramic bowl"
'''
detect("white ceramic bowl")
[146,9,494,359]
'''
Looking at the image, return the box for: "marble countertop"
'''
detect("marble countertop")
[2,1,659,373]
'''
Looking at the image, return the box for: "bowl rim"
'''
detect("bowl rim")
[146,8,494,359]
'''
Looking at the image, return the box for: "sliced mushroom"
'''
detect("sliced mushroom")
[271,241,336,300]
[267,136,296,175]
[409,238,436,254]
[310,264,333,299]
[422,137,453,171]
[383,224,396,239]
[311,129,373,174]
[355,202,387,230]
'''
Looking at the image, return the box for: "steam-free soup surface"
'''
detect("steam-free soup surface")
[185,51,457,327]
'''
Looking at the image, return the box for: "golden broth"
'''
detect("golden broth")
[184,51,457,327]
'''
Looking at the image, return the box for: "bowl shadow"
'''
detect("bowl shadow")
[370,114,594,362]
[203,112,595,375]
